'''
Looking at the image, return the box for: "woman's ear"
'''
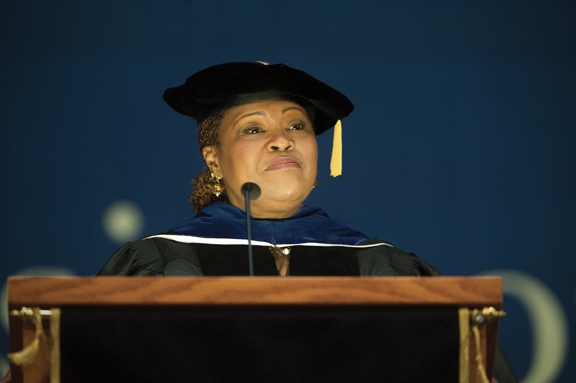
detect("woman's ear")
[202,145,220,174]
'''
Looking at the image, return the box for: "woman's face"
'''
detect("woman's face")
[203,99,318,219]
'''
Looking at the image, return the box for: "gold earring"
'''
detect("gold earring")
[312,180,317,189]
[211,172,223,196]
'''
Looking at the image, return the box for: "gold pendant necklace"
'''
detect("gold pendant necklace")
[269,246,291,277]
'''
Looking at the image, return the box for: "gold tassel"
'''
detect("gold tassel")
[458,308,470,383]
[330,120,342,177]
[50,308,61,383]
[8,307,44,366]
[472,325,490,383]
[460,307,504,383]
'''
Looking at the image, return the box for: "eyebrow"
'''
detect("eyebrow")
[234,106,307,127]
[238,111,264,121]
[282,106,306,114]
[232,111,264,129]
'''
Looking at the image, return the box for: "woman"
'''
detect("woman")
[99,62,441,278]
[96,62,517,382]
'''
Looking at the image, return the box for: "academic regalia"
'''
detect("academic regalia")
[95,62,518,382]
[98,202,518,383]
[98,202,441,278]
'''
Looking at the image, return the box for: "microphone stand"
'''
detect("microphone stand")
[245,189,254,276]
[242,182,261,276]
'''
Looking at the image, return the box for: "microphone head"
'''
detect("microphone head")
[241,182,261,201]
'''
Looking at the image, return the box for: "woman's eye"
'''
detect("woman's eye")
[289,123,305,130]
[244,127,263,134]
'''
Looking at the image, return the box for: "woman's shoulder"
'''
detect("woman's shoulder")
[97,237,203,276]
[355,238,443,277]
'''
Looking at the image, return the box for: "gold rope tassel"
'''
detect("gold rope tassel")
[330,120,342,177]
[50,308,61,383]
[460,307,505,383]
[8,307,45,366]
[458,308,470,383]
[472,325,491,383]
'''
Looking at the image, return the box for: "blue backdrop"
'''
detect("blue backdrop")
[1,1,575,382]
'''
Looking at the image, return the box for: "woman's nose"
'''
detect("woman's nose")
[267,130,293,151]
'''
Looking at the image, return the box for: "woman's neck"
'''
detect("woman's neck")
[231,200,302,219]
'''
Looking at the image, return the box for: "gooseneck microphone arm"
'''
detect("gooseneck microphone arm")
[241,182,261,276]
[246,199,254,277]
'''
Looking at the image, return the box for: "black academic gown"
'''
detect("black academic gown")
[98,235,518,383]
[98,236,439,277]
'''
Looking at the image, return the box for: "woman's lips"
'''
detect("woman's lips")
[266,157,301,171]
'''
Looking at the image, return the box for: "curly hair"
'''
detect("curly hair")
[189,110,229,212]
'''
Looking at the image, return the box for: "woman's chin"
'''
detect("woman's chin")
[262,182,311,204]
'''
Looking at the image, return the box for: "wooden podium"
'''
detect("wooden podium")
[8,276,504,383]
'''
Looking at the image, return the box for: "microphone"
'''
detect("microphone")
[241,182,261,276]
[241,182,261,201]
